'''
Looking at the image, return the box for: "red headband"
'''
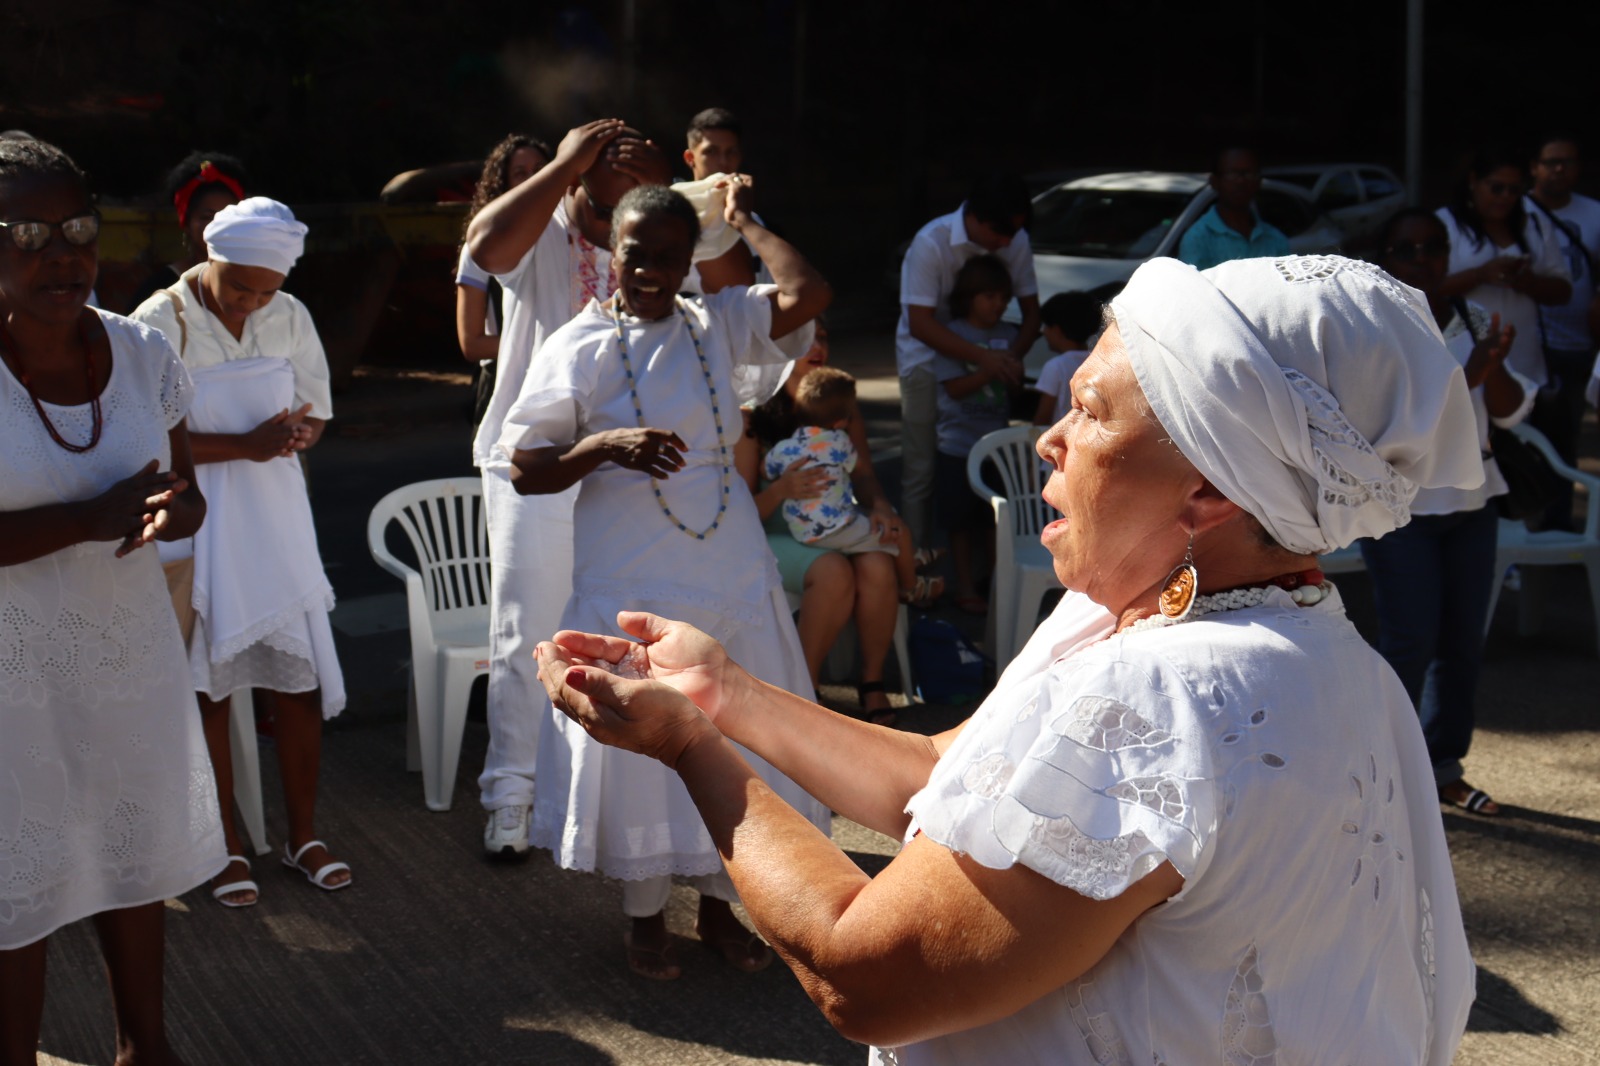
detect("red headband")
[173,162,245,226]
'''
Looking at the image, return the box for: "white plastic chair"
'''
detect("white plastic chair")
[1484,423,1600,654]
[967,425,1061,668]
[784,589,915,701]
[228,689,270,856]
[367,478,493,811]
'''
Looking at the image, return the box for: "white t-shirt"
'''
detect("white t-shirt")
[471,200,613,470]
[880,589,1474,1066]
[455,243,499,339]
[1436,207,1570,386]
[896,205,1039,377]
[1524,192,1600,351]
[1412,301,1533,515]
[1032,348,1089,419]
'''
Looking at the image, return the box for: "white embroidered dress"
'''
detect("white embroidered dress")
[500,287,830,878]
[131,268,344,716]
[876,589,1474,1066]
[0,312,226,948]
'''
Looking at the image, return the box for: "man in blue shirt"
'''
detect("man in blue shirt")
[1178,147,1289,270]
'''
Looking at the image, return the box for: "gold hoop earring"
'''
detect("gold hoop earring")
[1158,535,1198,621]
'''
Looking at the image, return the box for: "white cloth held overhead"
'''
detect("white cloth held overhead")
[204,197,308,276]
[1112,255,1485,555]
[670,172,744,264]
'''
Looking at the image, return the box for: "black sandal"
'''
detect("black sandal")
[858,680,897,728]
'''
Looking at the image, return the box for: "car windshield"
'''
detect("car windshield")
[1029,187,1193,258]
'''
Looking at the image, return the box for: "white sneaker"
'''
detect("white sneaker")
[483,805,531,859]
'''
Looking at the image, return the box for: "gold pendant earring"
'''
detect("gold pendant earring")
[1158,536,1198,620]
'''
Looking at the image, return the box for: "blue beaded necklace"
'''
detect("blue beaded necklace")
[610,296,731,540]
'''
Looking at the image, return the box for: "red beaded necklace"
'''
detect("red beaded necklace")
[2,312,103,453]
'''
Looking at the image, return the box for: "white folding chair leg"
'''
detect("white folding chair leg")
[227,689,271,857]
[893,604,916,702]
[423,651,488,813]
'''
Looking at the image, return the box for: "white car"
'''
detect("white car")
[1013,171,1344,374]
[1264,164,1406,245]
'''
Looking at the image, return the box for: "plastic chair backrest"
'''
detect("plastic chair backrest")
[968,425,1059,537]
[1511,423,1600,534]
[368,478,491,616]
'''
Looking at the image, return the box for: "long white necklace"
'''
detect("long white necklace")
[611,296,731,541]
[1125,580,1332,633]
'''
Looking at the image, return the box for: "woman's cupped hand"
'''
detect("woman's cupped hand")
[536,613,742,767]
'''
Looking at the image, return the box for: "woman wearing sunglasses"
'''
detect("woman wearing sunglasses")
[1363,208,1530,817]
[1435,146,1571,393]
[0,138,223,1063]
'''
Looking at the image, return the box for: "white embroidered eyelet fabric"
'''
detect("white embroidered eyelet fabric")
[888,587,1472,1066]
[0,314,224,947]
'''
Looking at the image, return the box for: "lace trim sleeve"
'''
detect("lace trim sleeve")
[908,649,1218,901]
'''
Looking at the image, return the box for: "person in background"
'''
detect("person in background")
[1434,146,1570,415]
[1362,209,1530,817]
[128,151,248,311]
[743,321,919,726]
[897,174,1039,547]
[534,253,1479,1065]
[132,198,348,906]
[1030,290,1101,425]
[466,119,670,859]
[934,254,1017,616]
[763,365,939,607]
[0,137,222,1065]
[1525,133,1600,528]
[456,134,552,429]
[1178,147,1289,270]
[676,107,759,293]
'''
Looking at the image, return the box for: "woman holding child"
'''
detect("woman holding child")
[502,178,831,980]
[742,322,940,725]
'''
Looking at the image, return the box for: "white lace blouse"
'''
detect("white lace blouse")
[878,589,1474,1066]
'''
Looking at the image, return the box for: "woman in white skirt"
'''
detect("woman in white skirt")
[132,198,348,907]
[502,180,831,980]
[0,138,224,1066]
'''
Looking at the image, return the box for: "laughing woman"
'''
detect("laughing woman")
[0,139,223,1066]
[501,180,832,980]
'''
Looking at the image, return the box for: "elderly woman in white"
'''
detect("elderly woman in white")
[132,198,348,907]
[536,255,1481,1063]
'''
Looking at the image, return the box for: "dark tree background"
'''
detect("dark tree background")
[5,0,1597,330]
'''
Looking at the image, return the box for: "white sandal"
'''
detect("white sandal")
[281,839,352,892]
[212,856,259,908]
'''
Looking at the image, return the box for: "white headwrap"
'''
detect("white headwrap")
[204,196,308,277]
[1111,256,1484,555]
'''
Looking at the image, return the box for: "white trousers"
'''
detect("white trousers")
[620,867,738,917]
[477,466,576,811]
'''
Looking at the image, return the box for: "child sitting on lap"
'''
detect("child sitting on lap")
[764,366,942,605]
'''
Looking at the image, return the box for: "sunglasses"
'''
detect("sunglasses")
[0,212,100,252]
[579,177,617,223]
[1385,239,1449,262]
[1481,180,1522,197]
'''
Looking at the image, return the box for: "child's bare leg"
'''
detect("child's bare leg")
[893,525,917,594]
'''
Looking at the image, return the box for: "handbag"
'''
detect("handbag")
[1486,423,1554,521]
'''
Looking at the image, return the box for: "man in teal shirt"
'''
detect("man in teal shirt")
[1178,147,1289,270]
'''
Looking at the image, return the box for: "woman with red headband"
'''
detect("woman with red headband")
[127,151,248,310]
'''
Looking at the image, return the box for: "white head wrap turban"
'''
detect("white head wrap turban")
[204,196,308,277]
[1111,255,1484,555]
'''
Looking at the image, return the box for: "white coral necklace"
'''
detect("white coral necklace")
[1125,579,1332,633]
[610,296,731,541]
